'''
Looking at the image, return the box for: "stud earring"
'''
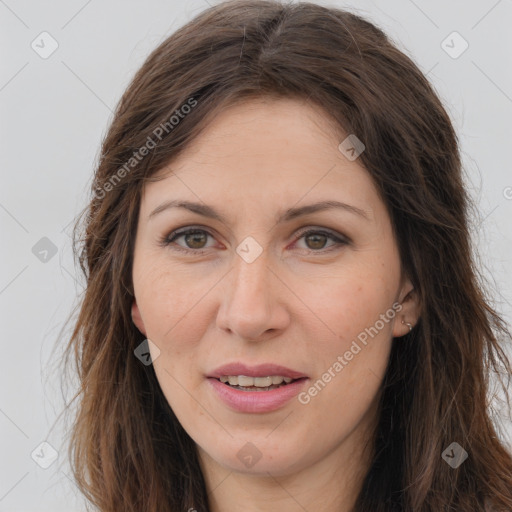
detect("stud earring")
[402,319,413,332]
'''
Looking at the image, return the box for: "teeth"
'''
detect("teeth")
[218,375,295,387]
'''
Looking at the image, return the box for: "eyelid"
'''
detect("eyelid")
[160,224,350,254]
[157,226,220,256]
[293,226,351,244]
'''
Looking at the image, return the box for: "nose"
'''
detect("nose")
[216,250,290,342]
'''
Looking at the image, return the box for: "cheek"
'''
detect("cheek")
[294,265,397,413]
[299,261,398,351]
[137,264,212,418]
[135,260,217,351]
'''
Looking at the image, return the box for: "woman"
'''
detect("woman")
[64,0,512,510]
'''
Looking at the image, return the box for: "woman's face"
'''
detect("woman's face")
[131,97,419,478]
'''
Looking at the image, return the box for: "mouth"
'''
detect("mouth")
[215,375,306,391]
[206,363,309,413]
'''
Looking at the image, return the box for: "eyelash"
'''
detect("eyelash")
[159,226,349,255]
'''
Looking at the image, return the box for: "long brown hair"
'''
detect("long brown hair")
[62,1,512,510]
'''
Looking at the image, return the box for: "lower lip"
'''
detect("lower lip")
[207,377,308,413]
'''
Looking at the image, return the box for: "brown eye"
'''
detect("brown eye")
[294,229,348,253]
[162,226,348,255]
[183,231,208,249]
[304,232,329,250]
[163,228,214,253]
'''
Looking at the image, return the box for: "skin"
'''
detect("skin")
[131,97,420,511]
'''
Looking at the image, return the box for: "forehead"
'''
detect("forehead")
[141,97,381,221]
[160,97,344,169]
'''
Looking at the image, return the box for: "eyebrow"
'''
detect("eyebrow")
[148,199,370,224]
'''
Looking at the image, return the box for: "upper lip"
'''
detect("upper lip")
[207,362,307,380]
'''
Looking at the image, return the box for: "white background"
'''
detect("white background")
[1,0,511,510]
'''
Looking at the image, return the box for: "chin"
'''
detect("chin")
[201,433,315,477]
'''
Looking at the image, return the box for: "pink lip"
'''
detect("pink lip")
[207,362,307,380]
[207,377,308,413]
[206,362,308,413]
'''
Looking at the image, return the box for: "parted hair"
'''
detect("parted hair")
[63,1,512,510]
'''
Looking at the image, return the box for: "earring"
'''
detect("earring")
[402,319,413,332]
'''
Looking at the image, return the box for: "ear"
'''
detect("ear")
[131,299,147,336]
[392,277,421,338]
